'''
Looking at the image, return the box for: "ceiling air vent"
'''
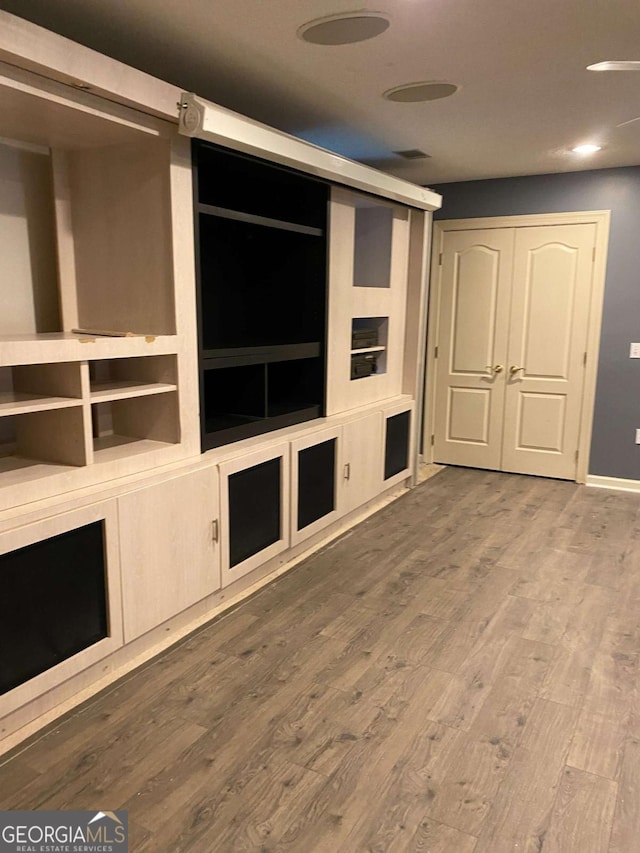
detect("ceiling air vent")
[394,149,431,160]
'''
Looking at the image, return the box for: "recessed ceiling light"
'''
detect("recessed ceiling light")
[587,61,640,71]
[383,82,459,103]
[572,144,602,154]
[298,13,389,46]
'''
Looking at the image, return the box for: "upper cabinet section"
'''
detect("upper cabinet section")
[195,144,327,231]
[0,65,177,352]
[326,187,412,415]
[0,61,199,510]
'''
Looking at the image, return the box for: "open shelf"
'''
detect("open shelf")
[350,318,388,380]
[92,435,176,464]
[0,393,82,416]
[0,406,89,474]
[350,346,386,355]
[201,358,323,449]
[89,381,176,403]
[194,141,328,229]
[91,389,180,460]
[0,454,79,490]
[198,204,324,237]
[202,342,320,366]
[89,355,177,402]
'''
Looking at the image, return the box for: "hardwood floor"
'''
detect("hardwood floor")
[2,467,640,852]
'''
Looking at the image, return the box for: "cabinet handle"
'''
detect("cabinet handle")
[343,462,351,481]
[211,519,219,543]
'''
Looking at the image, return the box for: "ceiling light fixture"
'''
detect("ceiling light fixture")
[587,61,640,71]
[383,82,459,103]
[572,144,602,154]
[298,12,390,46]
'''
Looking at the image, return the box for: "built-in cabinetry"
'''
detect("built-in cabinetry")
[326,188,410,415]
[0,14,440,755]
[193,142,328,449]
[0,61,198,512]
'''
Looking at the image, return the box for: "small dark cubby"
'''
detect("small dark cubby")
[193,140,329,449]
[268,358,323,418]
[228,458,281,568]
[203,364,266,436]
[0,521,108,695]
[297,439,336,531]
[384,410,411,480]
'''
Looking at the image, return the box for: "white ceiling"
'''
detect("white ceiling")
[2,0,640,185]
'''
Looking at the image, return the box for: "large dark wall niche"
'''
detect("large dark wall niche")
[193,141,329,450]
[0,522,107,695]
[228,458,281,567]
[297,438,336,530]
[384,410,411,480]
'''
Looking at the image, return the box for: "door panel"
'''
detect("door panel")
[119,469,219,642]
[342,411,383,513]
[448,387,491,443]
[517,392,566,452]
[501,224,595,478]
[433,229,514,469]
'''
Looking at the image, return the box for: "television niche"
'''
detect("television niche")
[193,140,328,449]
[0,521,108,695]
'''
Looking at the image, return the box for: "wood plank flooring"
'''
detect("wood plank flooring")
[3,467,640,852]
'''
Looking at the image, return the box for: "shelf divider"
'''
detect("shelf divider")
[198,203,324,237]
[89,381,177,403]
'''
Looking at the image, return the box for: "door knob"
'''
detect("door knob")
[510,365,525,375]
[486,364,504,374]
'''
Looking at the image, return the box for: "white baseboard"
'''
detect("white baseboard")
[586,474,640,494]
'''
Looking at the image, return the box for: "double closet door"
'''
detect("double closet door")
[433,222,596,479]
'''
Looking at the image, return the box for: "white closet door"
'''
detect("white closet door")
[433,228,514,469]
[501,224,595,478]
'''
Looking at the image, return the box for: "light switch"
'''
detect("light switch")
[630,343,640,358]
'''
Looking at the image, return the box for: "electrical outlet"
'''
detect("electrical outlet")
[630,343,640,358]
[636,429,640,444]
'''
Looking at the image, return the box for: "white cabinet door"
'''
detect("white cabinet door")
[291,425,343,547]
[342,411,384,514]
[219,442,290,587]
[118,467,220,642]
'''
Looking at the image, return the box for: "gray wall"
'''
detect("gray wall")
[431,166,640,481]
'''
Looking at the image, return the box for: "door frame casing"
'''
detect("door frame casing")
[423,210,611,484]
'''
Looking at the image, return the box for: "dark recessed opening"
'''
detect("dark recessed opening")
[0,521,108,695]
